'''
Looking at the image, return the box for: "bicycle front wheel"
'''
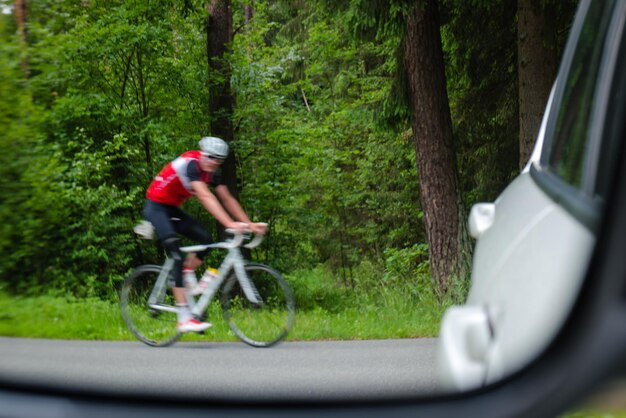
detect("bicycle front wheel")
[120,265,181,347]
[221,263,295,347]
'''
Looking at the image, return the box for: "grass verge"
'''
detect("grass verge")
[0,291,445,341]
[0,266,448,341]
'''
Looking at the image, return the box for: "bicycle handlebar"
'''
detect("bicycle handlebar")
[243,233,265,249]
[226,226,267,249]
[180,224,267,253]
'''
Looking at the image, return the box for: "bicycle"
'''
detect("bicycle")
[121,223,295,348]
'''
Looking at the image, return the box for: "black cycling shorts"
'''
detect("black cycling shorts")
[142,200,213,259]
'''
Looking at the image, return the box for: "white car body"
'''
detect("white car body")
[437,90,595,391]
[437,0,623,391]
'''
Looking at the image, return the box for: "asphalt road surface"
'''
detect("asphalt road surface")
[0,337,440,402]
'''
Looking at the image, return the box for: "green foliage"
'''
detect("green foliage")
[0,13,45,288]
[1,1,210,296]
[0,0,574,308]
[442,0,577,203]
[383,244,429,285]
[440,0,520,203]
[231,2,423,284]
[288,266,352,312]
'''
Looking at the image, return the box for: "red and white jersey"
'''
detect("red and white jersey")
[146,151,218,206]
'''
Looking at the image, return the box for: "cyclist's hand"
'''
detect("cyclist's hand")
[249,222,268,236]
[228,221,249,234]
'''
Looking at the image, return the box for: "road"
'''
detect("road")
[0,337,440,402]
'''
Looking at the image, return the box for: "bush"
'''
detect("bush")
[287,265,352,313]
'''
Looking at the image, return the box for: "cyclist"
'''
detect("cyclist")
[142,136,267,333]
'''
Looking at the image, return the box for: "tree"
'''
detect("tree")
[207,0,238,196]
[517,0,557,168]
[329,0,471,297]
[517,0,577,169]
[244,1,253,23]
[403,0,470,297]
[15,0,28,76]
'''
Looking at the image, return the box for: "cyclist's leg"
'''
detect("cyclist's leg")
[143,201,183,285]
[143,201,210,332]
[171,209,214,265]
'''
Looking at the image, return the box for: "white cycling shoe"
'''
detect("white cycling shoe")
[177,318,212,333]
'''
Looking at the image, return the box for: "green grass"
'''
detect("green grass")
[0,293,129,340]
[0,267,448,341]
[0,291,445,341]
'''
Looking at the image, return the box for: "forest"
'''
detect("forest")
[0,0,576,310]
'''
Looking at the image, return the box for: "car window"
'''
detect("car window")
[544,0,614,191]
[589,11,626,200]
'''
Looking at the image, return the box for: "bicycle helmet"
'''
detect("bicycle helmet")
[199,136,229,159]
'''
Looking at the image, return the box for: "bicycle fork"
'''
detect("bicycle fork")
[227,249,263,305]
[233,262,263,306]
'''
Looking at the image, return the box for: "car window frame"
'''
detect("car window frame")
[587,10,626,199]
[530,0,622,234]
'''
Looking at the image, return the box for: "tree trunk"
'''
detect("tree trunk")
[245,4,253,23]
[517,0,558,169]
[403,0,471,298]
[206,0,238,197]
[135,47,152,170]
[15,0,28,77]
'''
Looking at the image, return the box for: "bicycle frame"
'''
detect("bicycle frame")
[146,230,264,319]
[147,258,177,314]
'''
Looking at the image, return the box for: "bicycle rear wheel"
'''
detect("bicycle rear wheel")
[120,265,181,347]
[221,263,295,347]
